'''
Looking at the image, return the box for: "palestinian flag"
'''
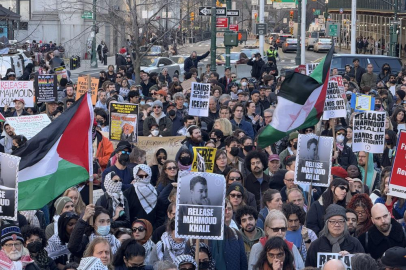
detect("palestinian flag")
[14,94,93,210]
[258,46,334,148]
[0,113,5,122]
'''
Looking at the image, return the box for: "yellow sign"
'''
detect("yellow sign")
[191,147,217,173]
[76,76,99,105]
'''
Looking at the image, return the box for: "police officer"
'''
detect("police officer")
[266,45,279,61]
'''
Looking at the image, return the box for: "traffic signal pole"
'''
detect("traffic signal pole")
[295,0,301,65]
[259,0,264,58]
[211,0,217,71]
[225,0,231,69]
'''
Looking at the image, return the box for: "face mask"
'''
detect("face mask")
[386,139,393,145]
[375,104,382,110]
[147,102,153,106]
[292,142,298,150]
[27,241,43,254]
[11,145,17,151]
[96,120,104,126]
[179,156,192,165]
[183,102,189,108]
[199,261,210,270]
[168,110,176,117]
[347,95,352,101]
[97,225,110,236]
[230,147,239,156]
[157,156,166,165]
[390,80,396,84]
[118,153,130,166]
[151,130,159,136]
[244,145,253,152]
[336,134,345,143]
[241,82,247,86]
[140,101,145,105]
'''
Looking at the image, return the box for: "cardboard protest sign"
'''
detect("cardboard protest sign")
[191,147,217,173]
[294,134,333,187]
[109,102,138,142]
[6,115,51,140]
[175,171,225,239]
[352,111,385,153]
[34,75,57,102]
[54,66,69,82]
[76,76,99,105]
[188,82,210,117]
[306,63,319,75]
[0,153,20,220]
[181,77,196,91]
[322,80,347,120]
[317,252,353,270]
[0,81,34,107]
[350,93,375,112]
[388,130,406,198]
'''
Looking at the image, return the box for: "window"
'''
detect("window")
[370,58,402,73]
[159,58,172,66]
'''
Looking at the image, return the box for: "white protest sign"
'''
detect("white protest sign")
[0,153,20,221]
[322,80,347,120]
[317,252,353,269]
[352,111,385,153]
[0,81,34,107]
[329,75,346,100]
[189,82,210,117]
[306,63,319,75]
[175,171,225,240]
[6,114,51,140]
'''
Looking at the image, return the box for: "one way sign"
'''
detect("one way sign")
[227,10,240,16]
[199,7,227,16]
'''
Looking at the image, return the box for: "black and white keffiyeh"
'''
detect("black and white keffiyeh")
[88,233,121,254]
[45,234,70,260]
[156,232,186,262]
[78,257,108,270]
[174,254,197,268]
[104,172,125,212]
[133,164,157,214]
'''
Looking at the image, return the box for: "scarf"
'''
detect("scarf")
[133,164,157,214]
[31,249,51,270]
[336,142,344,152]
[52,215,59,237]
[177,161,191,172]
[20,211,40,228]
[156,232,186,262]
[45,234,70,260]
[189,242,215,270]
[358,152,375,190]
[104,172,125,212]
[319,220,349,253]
[0,249,34,270]
[78,257,108,270]
[137,219,153,245]
[89,233,121,254]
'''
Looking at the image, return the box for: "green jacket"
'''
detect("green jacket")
[360,72,377,89]
[240,227,265,258]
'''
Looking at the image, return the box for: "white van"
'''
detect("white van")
[0,50,32,78]
[305,31,326,50]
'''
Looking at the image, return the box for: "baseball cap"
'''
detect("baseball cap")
[268,154,280,162]
[156,89,167,97]
[13,99,25,105]
[381,247,406,269]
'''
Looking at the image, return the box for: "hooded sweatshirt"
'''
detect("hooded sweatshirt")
[240,227,265,258]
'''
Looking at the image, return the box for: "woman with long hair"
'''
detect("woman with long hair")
[188,242,215,270]
[213,118,233,137]
[306,178,349,235]
[253,237,295,270]
[391,107,406,134]
[381,130,397,167]
[63,187,86,215]
[257,189,283,230]
[156,160,178,193]
[347,193,373,236]
[112,239,153,270]
[226,168,256,209]
[131,219,155,265]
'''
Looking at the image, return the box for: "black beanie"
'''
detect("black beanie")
[396,90,405,101]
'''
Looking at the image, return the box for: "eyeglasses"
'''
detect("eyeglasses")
[132,226,146,232]
[121,151,131,155]
[3,242,22,248]
[229,193,242,199]
[305,129,313,133]
[355,210,366,216]
[337,185,349,192]
[284,178,294,182]
[137,174,148,179]
[127,263,145,270]
[267,252,285,259]
[116,76,122,78]
[166,166,178,171]
[268,227,287,232]
[328,219,345,226]
[229,177,241,181]
[153,106,161,109]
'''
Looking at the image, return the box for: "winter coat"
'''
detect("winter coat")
[360,72,377,89]
[247,58,265,79]
[184,51,210,73]
[154,183,173,229]
[230,119,255,139]
[123,185,157,227]
[143,113,173,137]
[305,200,325,236]
[95,192,131,228]
[95,131,114,171]
[336,144,358,170]
[244,173,271,211]
[349,66,366,85]
[259,62,278,77]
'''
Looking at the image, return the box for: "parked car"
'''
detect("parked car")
[170,55,205,75]
[282,38,298,52]
[305,31,326,50]
[140,45,169,57]
[313,38,332,52]
[275,34,293,48]
[216,52,249,65]
[140,57,180,76]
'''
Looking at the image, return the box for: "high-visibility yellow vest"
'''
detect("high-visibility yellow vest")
[267,49,277,58]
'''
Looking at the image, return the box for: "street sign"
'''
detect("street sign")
[289,21,294,27]
[230,24,239,31]
[339,8,343,14]
[227,10,240,16]
[82,11,93,19]
[283,18,287,23]
[216,18,228,28]
[273,0,295,9]
[256,23,267,35]
[326,22,340,37]
[198,7,227,16]
[313,9,320,15]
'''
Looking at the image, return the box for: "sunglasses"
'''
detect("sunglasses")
[336,132,345,136]
[269,227,287,232]
[229,177,241,181]
[338,185,349,192]
[120,151,131,155]
[166,166,178,170]
[137,174,148,179]
[231,76,237,79]
[116,76,122,78]
[132,226,146,232]
[230,193,242,199]
[153,106,161,109]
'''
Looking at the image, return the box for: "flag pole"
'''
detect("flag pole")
[363,152,369,186]
[87,74,94,226]
[195,239,200,270]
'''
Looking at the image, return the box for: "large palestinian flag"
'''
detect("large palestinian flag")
[14,94,93,210]
[258,46,334,148]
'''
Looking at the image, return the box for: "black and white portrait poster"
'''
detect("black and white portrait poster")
[294,134,333,187]
[175,171,226,240]
[0,153,20,220]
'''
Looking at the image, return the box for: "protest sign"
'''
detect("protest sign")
[306,63,319,75]
[175,171,225,239]
[54,66,69,82]
[0,81,34,107]
[6,114,51,140]
[191,147,217,173]
[388,130,406,198]
[0,153,20,220]
[329,75,346,100]
[34,75,57,102]
[350,93,375,112]
[76,76,99,105]
[322,80,347,120]
[317,252,353,270]
[294,134,333,187]
[352,111,385,153]
[188,82,210,117]
[109,102,138,142]
[181,77,196,91]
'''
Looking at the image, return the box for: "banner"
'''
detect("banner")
[34,75,57,102]
[109,102,138,142]
[388,130,406,198]
[350,93,375,112]
[0,81,34,107]
[6,114,51,140]
[329,75,346,100]
[306,63,319,75]
[294,134,333,187]
[54,66,69,82]
[0,153,20,221]
[191,147,217,173]
[322,80,347,120]
[76,76,99,105]
[189,82,210,117]
[175,171,225,239]
[317,252,353,270]
[352,111,385,153]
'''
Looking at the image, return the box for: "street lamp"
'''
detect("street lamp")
[295,0,301,65]
[91,0,98,68]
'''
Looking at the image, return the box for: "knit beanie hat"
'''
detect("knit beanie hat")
[54,196,73,215]
[324,204,347,222]
[288,131,299,141]
[152,100,163,109]
[0,225,24,246]
[227,182,244,196]
[397,90,406,101]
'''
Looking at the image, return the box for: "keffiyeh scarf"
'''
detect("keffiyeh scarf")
[156,232,186,262]
[45,234,70,260]
[89,233,121,254]
[20,211,40,228]
[78,257,108,270]
[31,249,51,270]
[0,249,34,270]
[133,164,157,214]
[104,172,125,212]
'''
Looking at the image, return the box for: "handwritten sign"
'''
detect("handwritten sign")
[76,76,99,105]
[6,114,51,140]
[350,93,375,112]
[0,81,34,107]
[35,75,57,102]
[191,147,217,173]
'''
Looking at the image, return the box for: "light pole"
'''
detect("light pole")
[295,0,301,65]
[210,0,217,71]
[91,0,98,68]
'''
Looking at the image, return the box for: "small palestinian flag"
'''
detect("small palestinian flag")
[13,94,93,210]
[0,113,5,122]
[258,46,334,148]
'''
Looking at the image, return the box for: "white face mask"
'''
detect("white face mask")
[151,130,159,136]
[336,134,345,143]
[241,82,247,86]
[147,102,153,106]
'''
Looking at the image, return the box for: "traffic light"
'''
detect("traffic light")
[289,10,294,20]
[190,12,194,21]
[254,13,258,21]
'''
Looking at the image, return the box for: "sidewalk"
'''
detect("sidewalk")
[68,56,116,81]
